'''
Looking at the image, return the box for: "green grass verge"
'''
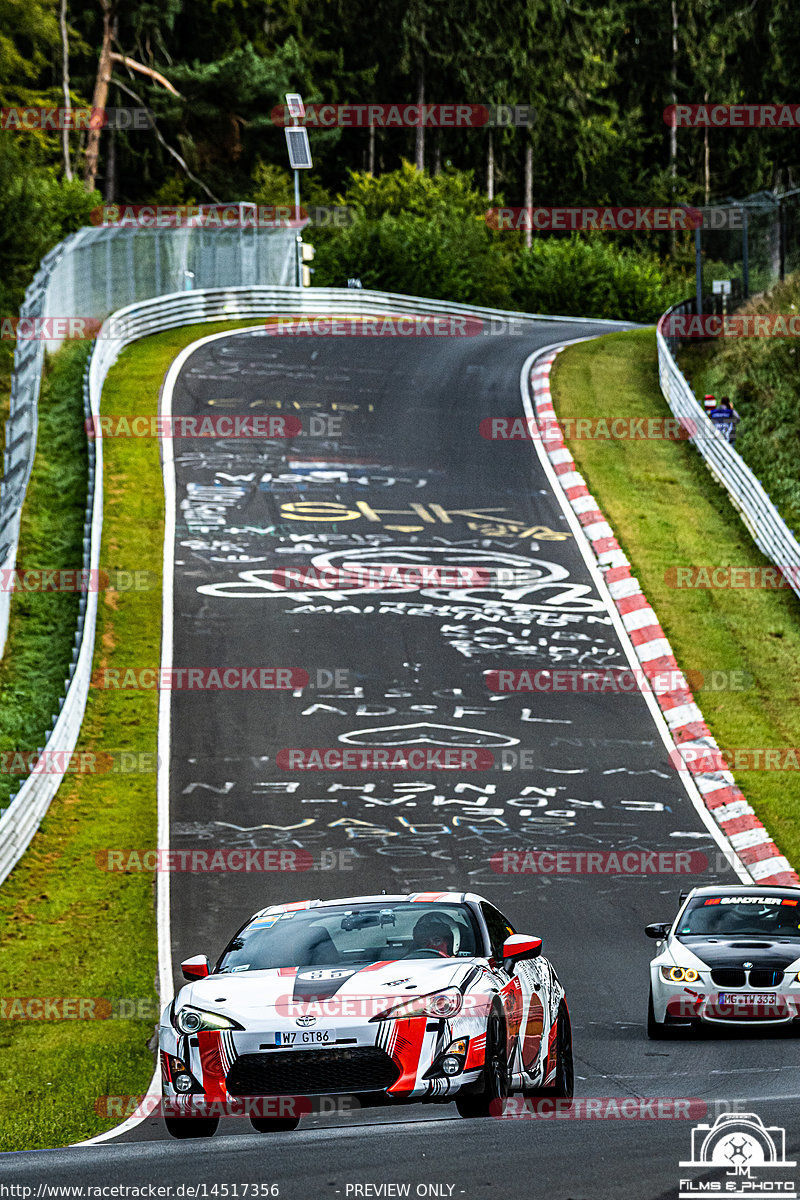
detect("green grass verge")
[0,318,261,1152]
[550,329,800,867]
[0,341,90,809]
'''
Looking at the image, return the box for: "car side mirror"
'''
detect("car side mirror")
[181,954,211,981]
[645,923,671,940]
[502,934,542,971]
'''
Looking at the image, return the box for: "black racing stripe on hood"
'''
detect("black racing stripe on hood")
[677,938,800,969]
[292,968,361,1002]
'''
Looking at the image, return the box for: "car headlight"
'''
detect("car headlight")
[660,966,699,984]
[369,987,463,1022]
[174,1006,242,1034]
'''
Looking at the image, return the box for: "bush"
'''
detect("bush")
[702,275,800,535]
[510,236,689,322]
[311,162,695,322]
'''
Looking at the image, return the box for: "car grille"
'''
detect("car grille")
[749,969,784,989]
[709,967,784,989]
[711,968,746,988]
[226,1048,400,1096]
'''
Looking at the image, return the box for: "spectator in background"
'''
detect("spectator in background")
[703,394,716,416]
[709,396,740,446]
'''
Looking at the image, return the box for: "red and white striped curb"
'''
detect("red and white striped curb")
[530,349,797,888]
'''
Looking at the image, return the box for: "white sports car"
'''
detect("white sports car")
[647,883,800,1036]
[159,891,572,1137]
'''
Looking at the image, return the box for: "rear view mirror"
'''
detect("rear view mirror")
[645,923,671,940]
[181,954,211,980]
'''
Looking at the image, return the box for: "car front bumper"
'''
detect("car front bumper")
[652,975,800,1026]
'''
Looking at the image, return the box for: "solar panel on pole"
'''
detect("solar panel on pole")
[285,126,312,170]
[285,94,305,120]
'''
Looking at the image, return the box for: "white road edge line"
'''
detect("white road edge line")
[71,326,269,1147]
[519,341,752,884]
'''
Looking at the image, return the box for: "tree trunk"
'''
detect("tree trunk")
[703,89,710,203]
[414,65,425,171]
[487,129,494,199]
[59,0,73,180]
[433,132,441,175]
[83,0,115,192]
[669,0,678,251]
[368,124,375,174]
[105,124,116,201]
[524,140,533,251]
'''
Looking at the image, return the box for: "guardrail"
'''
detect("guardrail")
[0,283,633,887]
[0,222,297,659]
[656,301,800,601]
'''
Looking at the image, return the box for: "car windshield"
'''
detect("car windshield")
[216,902,482,973]
[676,894,800,939]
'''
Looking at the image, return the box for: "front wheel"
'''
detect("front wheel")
[164,1116,219,1139]
[456,1004,508,1119]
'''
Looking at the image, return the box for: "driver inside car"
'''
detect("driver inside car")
[407,913,456,957]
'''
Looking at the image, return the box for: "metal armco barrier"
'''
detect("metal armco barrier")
[656,302,800,602]
[0,281,634,887]
[0,222,297,659]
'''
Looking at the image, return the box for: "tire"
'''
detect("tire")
[529,1002,574,1100]
[164,1116,219,1139]
[647,985,673,1040]
[250,1116,301,1133]
[455,1004,509,1119]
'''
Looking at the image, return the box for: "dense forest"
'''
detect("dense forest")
[2,0,799,320]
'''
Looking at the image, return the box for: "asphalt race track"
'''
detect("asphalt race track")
[4,319,800,1197]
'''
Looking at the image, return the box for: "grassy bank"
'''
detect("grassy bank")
[0,342,90,809]
[0,319,257,1151]
[551,329,800,867]
[677,274,800,537]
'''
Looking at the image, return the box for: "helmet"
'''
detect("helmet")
[412,913,455,955]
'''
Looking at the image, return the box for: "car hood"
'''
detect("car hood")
[672,937,800,971]
[177,958,477,1018]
